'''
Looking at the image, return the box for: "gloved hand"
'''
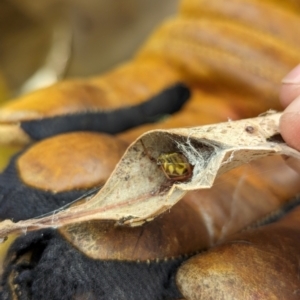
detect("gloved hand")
[0,132,128,222]
[1,0,300,299]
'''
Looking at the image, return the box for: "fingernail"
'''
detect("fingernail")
[282,64,300,84]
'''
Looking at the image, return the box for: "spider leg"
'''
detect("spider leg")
[140,139,156,162]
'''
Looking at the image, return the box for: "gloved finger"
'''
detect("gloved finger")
[0,46,190,146]
[177,202,300,300]
[0,198,209,300]
[0,132,127,221]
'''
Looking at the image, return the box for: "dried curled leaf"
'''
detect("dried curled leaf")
[0,112,299,240]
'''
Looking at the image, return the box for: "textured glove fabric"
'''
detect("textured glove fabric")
[0,230,184,300]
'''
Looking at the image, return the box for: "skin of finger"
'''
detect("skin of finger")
[280,64,300,107]
[280,96,300,151]
[279,83,300,107]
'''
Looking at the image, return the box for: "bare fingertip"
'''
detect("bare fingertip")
[280,112,300,152]
[282,64,300,84]
[280,83,300,107]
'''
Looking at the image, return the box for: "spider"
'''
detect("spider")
[140,139,193,182]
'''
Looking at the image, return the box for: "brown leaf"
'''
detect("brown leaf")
[0,112,299,241]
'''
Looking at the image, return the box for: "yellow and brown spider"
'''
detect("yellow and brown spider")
[140,139,193,182]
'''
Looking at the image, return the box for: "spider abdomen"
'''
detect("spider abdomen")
[157,153,192,181]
